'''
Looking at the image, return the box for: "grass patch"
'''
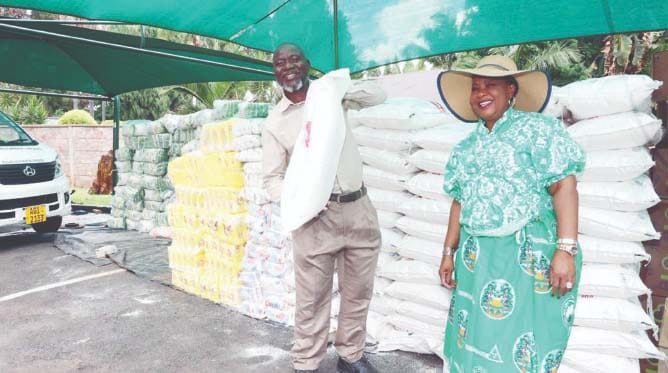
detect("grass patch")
[72,187,112,206]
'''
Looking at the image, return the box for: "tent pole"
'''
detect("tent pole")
[0,22,274,77]
[112,96,120,190]
[333,0,339,69]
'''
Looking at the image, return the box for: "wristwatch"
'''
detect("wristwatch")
[556,238,578,256]
[443,246,455,257]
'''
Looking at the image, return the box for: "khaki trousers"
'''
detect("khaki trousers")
[290,195,381,370]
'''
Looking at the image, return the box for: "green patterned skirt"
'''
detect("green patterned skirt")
[444,215,582,373]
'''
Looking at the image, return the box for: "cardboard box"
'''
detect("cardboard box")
[641,245,668,297]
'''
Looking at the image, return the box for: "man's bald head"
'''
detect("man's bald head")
[272,43,310,94]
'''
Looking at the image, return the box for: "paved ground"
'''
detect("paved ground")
[0,228,442,373]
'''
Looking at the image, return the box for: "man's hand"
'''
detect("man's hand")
[550,250,576,297]
[439,255,456,289]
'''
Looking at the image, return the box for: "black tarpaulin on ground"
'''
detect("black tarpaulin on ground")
[54,220,172,285]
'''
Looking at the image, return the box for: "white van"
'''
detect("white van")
[0,110,71,233]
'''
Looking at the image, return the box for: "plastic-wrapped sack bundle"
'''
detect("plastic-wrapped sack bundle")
[237,102,272,119]
[232,118,265,137]
[115,148,134,161]
[408,149,450,174]
[213,99,242,119]
[577,176,660,212]
[577,147,654,182]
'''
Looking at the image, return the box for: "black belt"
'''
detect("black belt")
[329,185,367,203]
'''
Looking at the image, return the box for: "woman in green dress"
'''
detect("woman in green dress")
[436,55,585,373]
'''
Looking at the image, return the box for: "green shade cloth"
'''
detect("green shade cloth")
[1,1,667,73]
[0,20,273,96]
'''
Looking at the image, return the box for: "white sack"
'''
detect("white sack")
[577,175,660,211]
[408,149,451,174]
[377,209,402,228]
[378,259,440,285]
[395,216,446,243]
[351,97,459,130]
[577,147,654,182]
[352,126,414,151]
[398,196,452,224]
[574,295,656,332]
[380,228,404,253]
[281,69,352,231]
[395,300,448,328]
[410,123,475,152]
[558,74,663,120]
[359,146,418,175]
[578,234,650,264]
[561,350,640,373]
[566,326,665,359]
[385,313,445,340]
[396,235,443,266]
[384,281,452,310]
[542,85,566,118]
[579,206,660,241]
[579,263,650,298]
[363,165,415,192]
[366,187,413,213]
[369,295,402,316]
[406,172,453,202]
[567,111,662,151]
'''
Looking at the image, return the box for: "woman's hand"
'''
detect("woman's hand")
[550,250,576,297]
[439,255,456,289]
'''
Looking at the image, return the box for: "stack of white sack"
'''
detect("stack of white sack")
[351,97,466,359]
[551,75,666,372]
[233,116,341,330]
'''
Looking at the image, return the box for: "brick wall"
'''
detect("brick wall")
[22,125,123,188]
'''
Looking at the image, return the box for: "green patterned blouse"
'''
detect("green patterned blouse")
[443,108,585,237]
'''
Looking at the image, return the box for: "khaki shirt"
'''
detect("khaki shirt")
[262,80,386,202]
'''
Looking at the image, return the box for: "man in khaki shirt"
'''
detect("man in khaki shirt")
[262,43,385,373]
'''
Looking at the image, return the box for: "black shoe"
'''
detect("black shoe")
[336,355,379,373]
[294,369,318,373]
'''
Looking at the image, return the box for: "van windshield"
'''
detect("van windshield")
[0,111,37,146]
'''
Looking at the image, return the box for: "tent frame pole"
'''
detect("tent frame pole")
[112,96,120,190]
[0,87,112,101]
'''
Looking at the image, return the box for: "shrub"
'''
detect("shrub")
[58,109,97,125]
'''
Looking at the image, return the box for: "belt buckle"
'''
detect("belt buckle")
[335,194,344,203]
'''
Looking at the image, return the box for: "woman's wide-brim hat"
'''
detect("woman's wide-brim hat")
[437,55,552,123]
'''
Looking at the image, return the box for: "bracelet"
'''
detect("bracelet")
[443,246,455,256]
[556,238,578,245]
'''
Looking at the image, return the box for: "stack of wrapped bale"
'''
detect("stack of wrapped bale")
[109,108,219,232]
[110,119,172,231]
[167,119,247,306]
[547,75,666,372]
[231,103,303,326]
[349,98,465,357]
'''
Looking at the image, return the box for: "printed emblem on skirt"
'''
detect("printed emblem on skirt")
[462,235,479,272]
[561,296,576,328]
[541,349,563,373]
[455,309,469,348]
[513,332,537,372]
[533,251,551,294]
[480,279,515,320]
[517,238,535,276]
[448,295,457,325]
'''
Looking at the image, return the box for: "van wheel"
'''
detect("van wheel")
[32,216,63,233]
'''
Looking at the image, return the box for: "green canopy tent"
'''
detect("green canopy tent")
[0,19,273,96]
[0,1,667,73]
[0,19,274,186]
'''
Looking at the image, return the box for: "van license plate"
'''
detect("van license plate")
[25,205,47,224]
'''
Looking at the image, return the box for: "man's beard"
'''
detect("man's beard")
[281,78,304,93]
